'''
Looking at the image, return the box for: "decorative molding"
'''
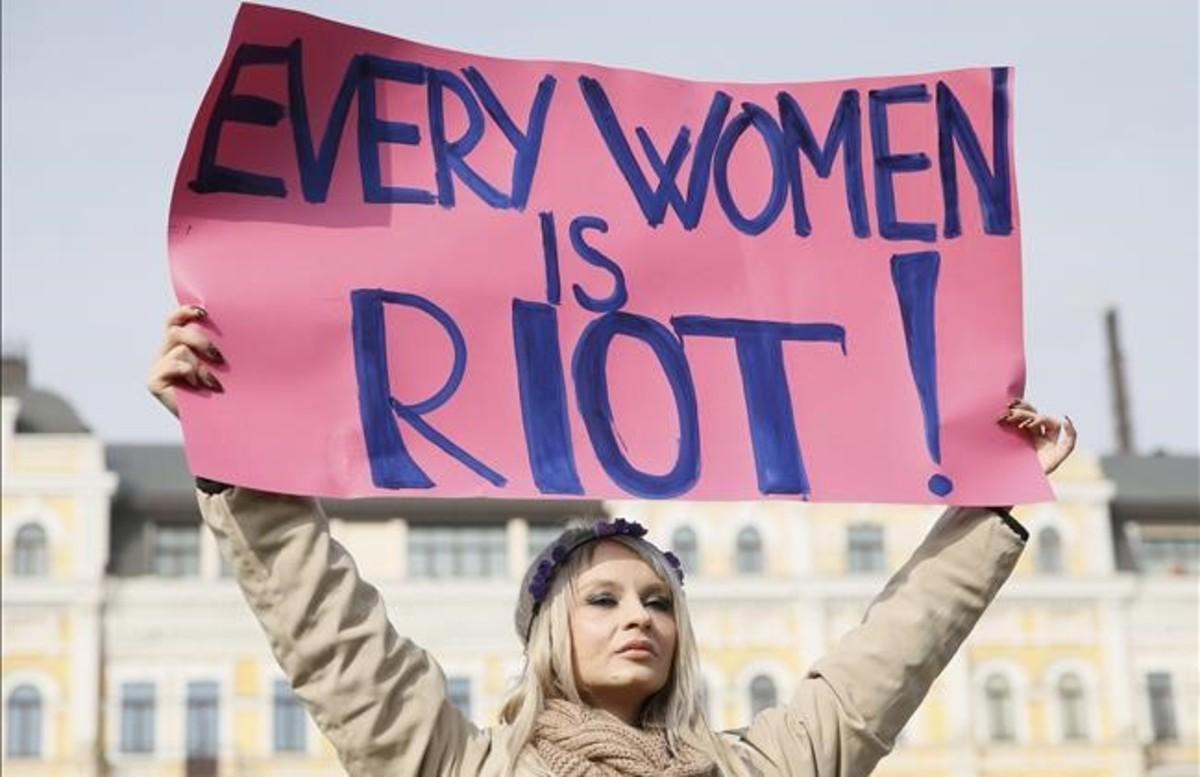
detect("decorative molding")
[1,473,119,497]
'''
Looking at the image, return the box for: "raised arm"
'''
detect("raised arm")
[149,306,495,776]
[736,404,1076,776]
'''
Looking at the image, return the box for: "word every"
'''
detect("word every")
[190,40,1013,242]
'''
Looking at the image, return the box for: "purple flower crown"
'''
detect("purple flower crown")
[528,518,685,605]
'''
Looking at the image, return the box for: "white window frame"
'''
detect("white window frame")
[846,522,886,574]
[1143,669,1180,743]
[1043,661,1099,744]
[2,506,62,578]
[11,522,49,577]
[735,661,791,724]
[1,671,58,761]
[733,524,765,576]
[972,661,1030,745]
[1034,526,1065,575]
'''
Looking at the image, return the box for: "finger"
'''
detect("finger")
[998,407,1036,423]
[1038,414,1063,438]
[1009,398,1036,413]
[162,325,224,363]
[149,347,199,390]
[151,355,224,395]
[165,343,201,369]
[152,357,200,389]
[154,357,196,380]
[165,304,207,329]
[1060,415,1078,452]
[194,364,224,392]
[1006,408,1039,426]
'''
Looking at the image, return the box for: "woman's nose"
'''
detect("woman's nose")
[621,600,653,629]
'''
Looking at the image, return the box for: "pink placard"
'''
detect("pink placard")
[169,3,1051,504]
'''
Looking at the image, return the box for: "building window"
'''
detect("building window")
[984,674,1016,742]
[273,680,306,753]
[527,523,566,564]
[1057,673,1088,741]
[735,527,764,575]
[185,681,219,758]
[847,523,885,573]
[120,682,156,753]
[6,684,41,758]
[408,525,507,578]
[749,675,777,716]
[13,523,48,577]
[1147,672,1178,742]
[1036,527,1063,574]
[671,526,699,574]
[153,523,199,577]
[1139,536,1200,575]
[447,677,472,721]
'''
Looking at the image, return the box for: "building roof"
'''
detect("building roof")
[106,444,196,511]
[1100,453,1199,508]
[104,443,605,521]
[2,355,90,434]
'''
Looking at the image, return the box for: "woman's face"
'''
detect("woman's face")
[568,540,677,724]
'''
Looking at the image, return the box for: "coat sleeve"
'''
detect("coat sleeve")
[197,486,497,777]
[735,507,1026,777]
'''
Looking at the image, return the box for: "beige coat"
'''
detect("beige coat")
[197,488,1024,777]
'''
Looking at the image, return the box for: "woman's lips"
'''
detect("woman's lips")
[617,640,657,658]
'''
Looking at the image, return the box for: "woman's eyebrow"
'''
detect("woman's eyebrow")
[578,578,621,591]
[578,578,670,596]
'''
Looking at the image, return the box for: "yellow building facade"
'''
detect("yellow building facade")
[2,364,1196,776]
[1,384,117,776]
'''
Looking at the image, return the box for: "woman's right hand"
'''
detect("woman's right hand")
[147,305,224,418]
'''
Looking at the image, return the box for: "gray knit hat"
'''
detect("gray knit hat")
[514,518,685,645]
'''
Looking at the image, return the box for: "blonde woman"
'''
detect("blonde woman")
[149,305,1077,777]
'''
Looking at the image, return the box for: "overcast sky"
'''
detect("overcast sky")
[2,0,1196,456]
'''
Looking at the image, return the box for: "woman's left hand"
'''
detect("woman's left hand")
[999,399,1077,475]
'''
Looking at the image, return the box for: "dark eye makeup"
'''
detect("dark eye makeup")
[583,590,673,612]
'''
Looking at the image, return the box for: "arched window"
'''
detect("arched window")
[671,526,699,574]
[749,675,777,716]
[1057,673,1088,741]
[6,684,42,758]
[1036,527,1063,575]
[13,524,47,577]
[735,527,764,575]
[984,674,1016,742]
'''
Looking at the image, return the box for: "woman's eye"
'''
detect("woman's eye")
[586,594,617,607]
[645,597,673,612]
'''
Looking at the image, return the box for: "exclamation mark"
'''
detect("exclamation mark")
[890,251,953,497]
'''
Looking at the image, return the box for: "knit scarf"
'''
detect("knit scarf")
[532,699,717,777]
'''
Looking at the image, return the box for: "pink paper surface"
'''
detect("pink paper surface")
[169,3,1052,504]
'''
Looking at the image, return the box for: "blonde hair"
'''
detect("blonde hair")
[500,532,747,777]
